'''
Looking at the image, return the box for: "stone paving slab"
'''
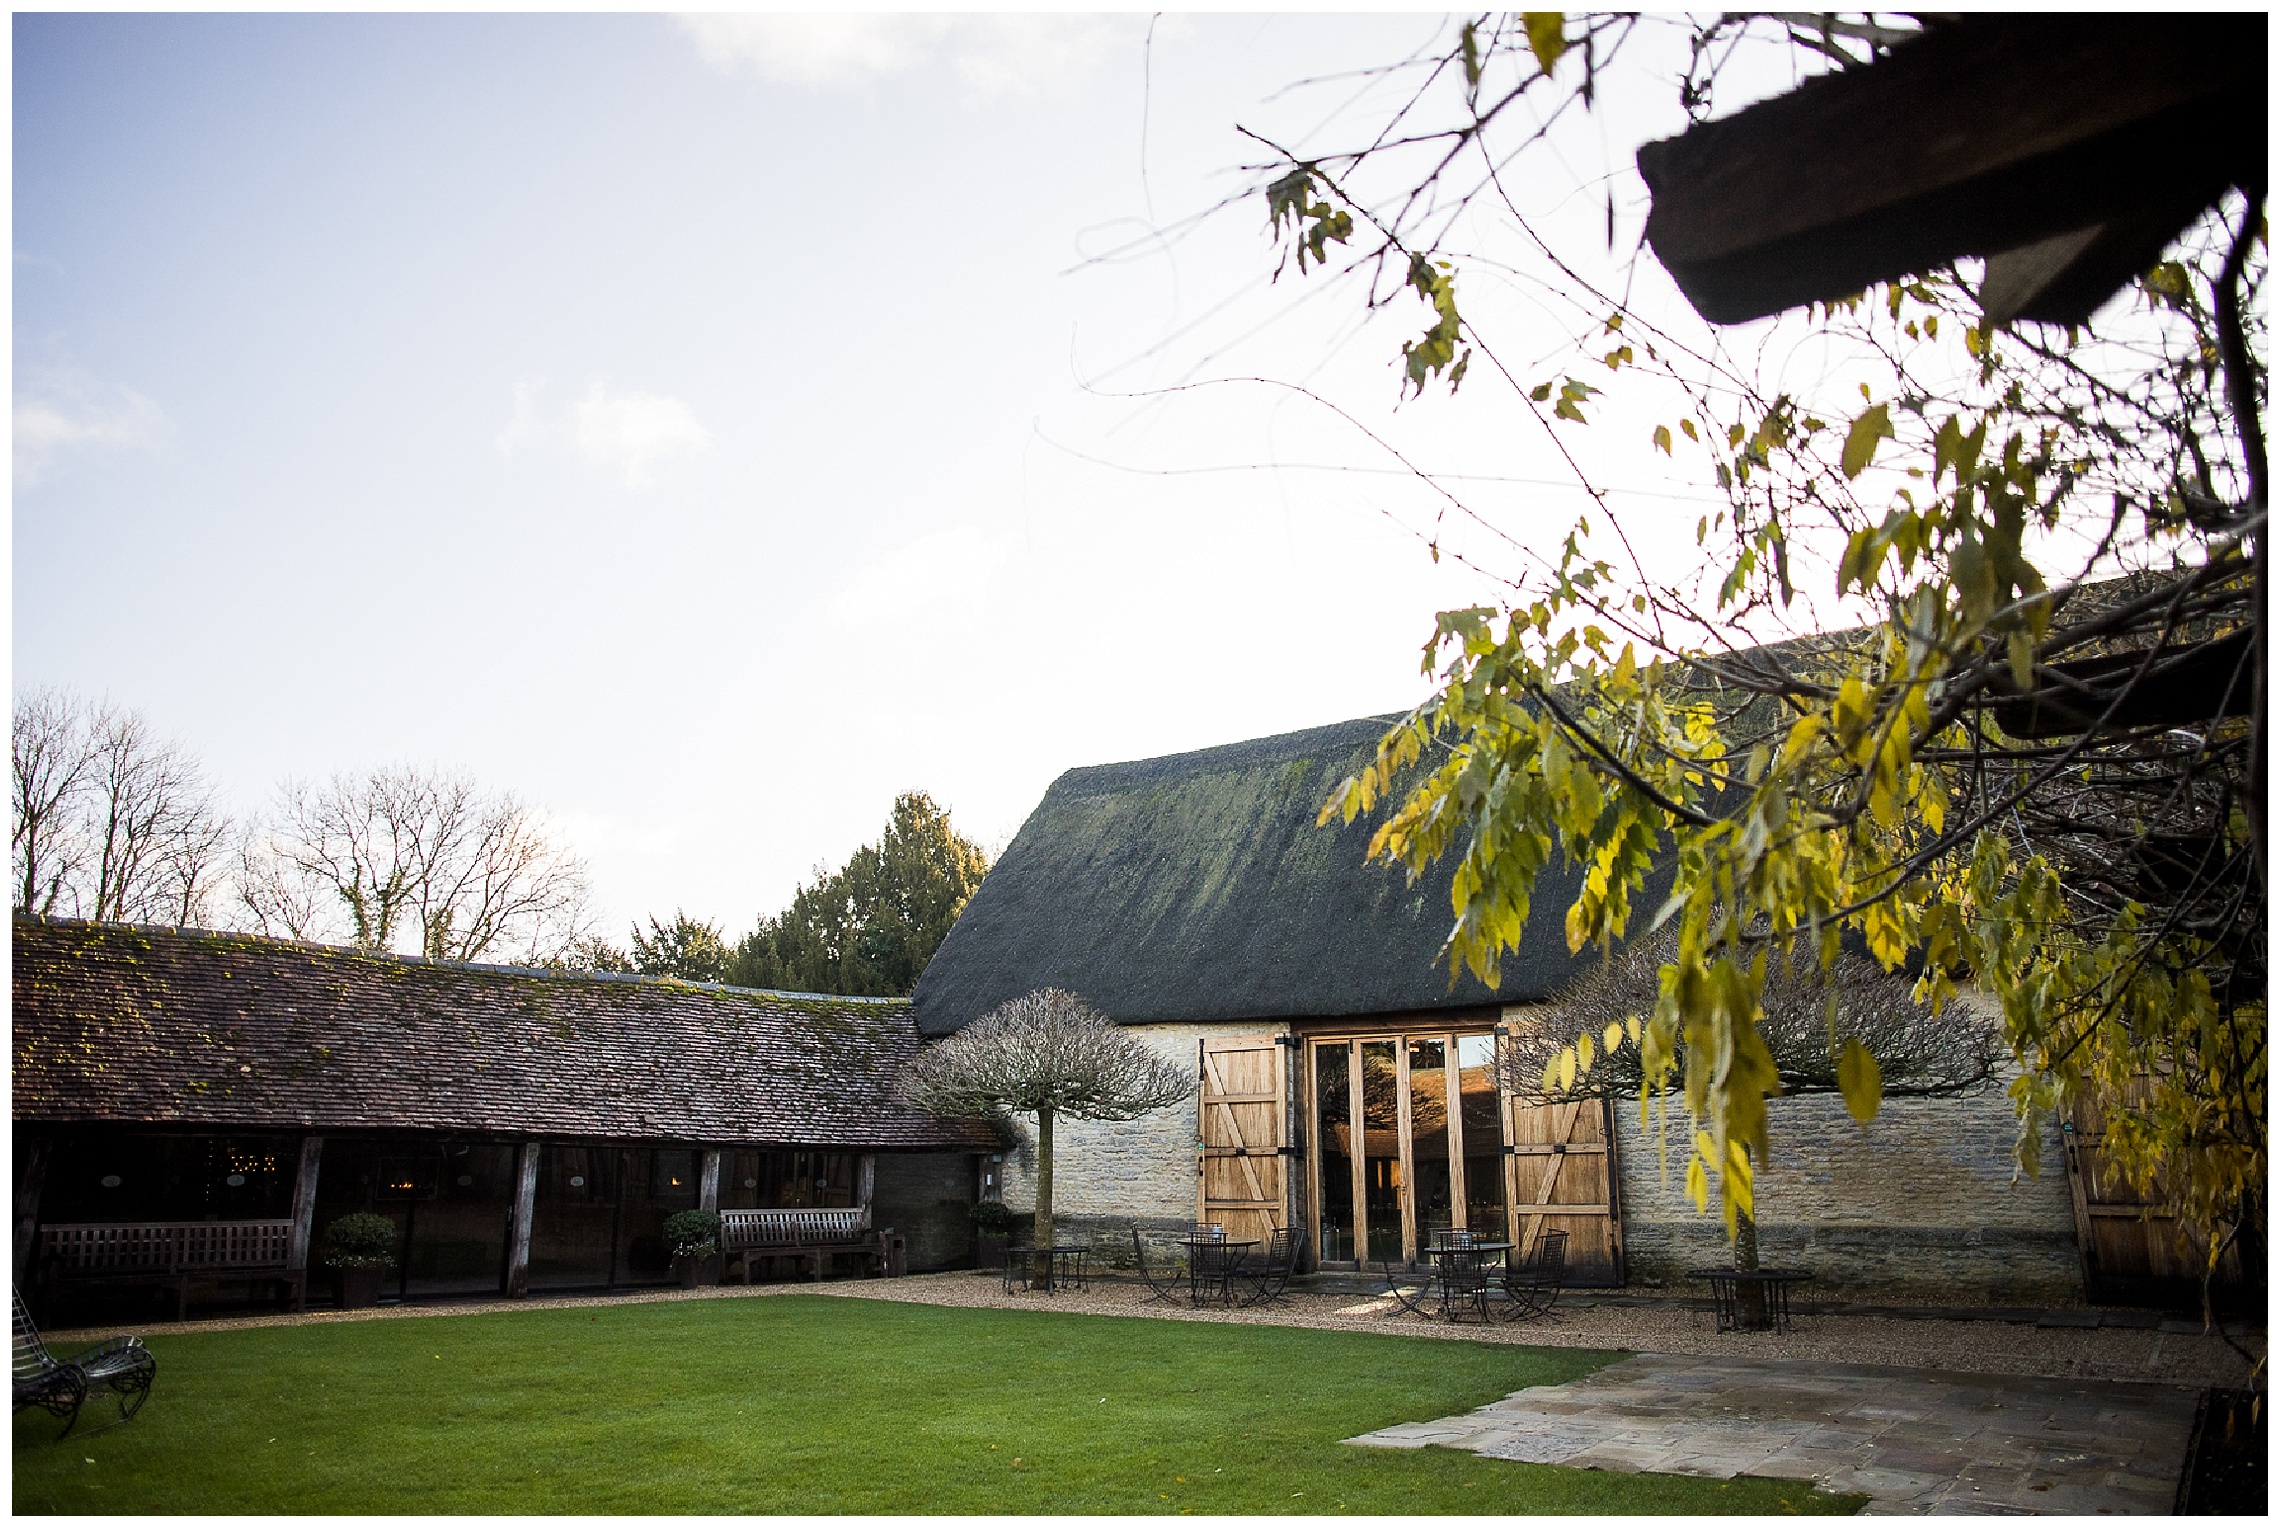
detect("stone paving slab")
[1348,1350,2198,1515]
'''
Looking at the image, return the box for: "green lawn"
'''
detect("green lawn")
[14,1294,1858,1514]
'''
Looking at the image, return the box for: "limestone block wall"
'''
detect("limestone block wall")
[871,1151,979,1272]
[996,1020,1287,1267]
[1614,1082,2082,1304]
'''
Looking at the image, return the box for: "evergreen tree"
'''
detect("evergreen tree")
[728,792,989,996]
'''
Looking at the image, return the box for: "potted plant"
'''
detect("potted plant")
[323,1212,399,1308]
[663,1209,721,1288]
[970,1201,1027,1275]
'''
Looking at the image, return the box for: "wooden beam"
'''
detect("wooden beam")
[1638,14,2264,325]
[856,1154,876,1231]
[503,1142,540,1299]
[13,1137,50,1285]
[286,1136,324,1272]
[698,1149,721,1212]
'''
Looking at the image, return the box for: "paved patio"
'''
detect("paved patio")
[1350,1350,2200,1514]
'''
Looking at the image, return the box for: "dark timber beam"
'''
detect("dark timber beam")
[13,1138,50,1284]
[698,1149,721,1212]
[286,1136,324,1310]
[503,1142,540,1299]
[1638,15,2266,326]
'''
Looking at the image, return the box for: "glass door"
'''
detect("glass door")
[1309,1030,1506,1268]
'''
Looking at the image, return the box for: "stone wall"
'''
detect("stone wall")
[996,1020,1288,1267]
[871,1151,978,1272]
[1613,1084,2083,1304]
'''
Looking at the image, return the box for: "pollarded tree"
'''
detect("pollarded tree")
[1511,925,2005,1284]
[897,988,1193,1251]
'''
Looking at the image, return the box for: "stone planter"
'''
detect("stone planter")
[335,1265,386,1309]
[677,1255,717,1289]
[976,1235,1010,1275]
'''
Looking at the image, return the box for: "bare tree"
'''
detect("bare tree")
[897,989,1193,1250]
[12,690,229,925]
[13,689,93,915]
[240,765,592,964]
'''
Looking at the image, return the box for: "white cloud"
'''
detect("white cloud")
[495,378,711,488]
[829,525,1008,628]
[13,372,172,488]
[675,13,1124,96]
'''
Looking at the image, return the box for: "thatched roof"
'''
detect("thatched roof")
[14,916,993,1151]
[911,716,1600,1036]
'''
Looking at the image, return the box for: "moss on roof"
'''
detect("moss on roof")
[911,715,1598,1036]
[14,916,992,1150]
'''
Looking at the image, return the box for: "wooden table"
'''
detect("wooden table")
[1686,1267,1815,1333]
[1178,1237,1256,1305]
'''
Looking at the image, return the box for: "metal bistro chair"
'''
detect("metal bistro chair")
[1131,1230,1186,1304]
[1234,1226,1303,1307]
[13,1286,157,1440]
[1492,1230,1569,1322]
[1375,1255,1431,1316]
[1438,1242,1496,1322]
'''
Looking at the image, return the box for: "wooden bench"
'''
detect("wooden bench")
[38,1220,306,1321]
[720,1208,884,1283]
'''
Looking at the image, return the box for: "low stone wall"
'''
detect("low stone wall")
[871,1152,978,1272]
[995,1020,1285,1268]
[1614,1084,2083,1304]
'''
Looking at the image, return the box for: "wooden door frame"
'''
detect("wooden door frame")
[1299,1025,1500,1269]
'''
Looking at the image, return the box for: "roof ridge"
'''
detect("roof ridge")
[8,912,910,1006]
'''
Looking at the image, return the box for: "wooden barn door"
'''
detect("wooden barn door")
[1499,1026,1624,1286]
[1197,1036,1289,1246]
[2065,1090,2249,1308]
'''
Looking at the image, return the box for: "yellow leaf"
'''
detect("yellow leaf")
[1521,12,1568,75]
[1837,1039,1882,1123]
[1557,1046,1576,1092]
[1652,423,1672,455]
[1684,1154,1708,1211]
[1604,1021,1624,1056]
[1841,403,1894,478]
[2006,629,2035,691]
[1577,1030,1595,1071]
[1626,1015,1641,1045]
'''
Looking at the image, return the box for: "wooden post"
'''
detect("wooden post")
[286,1136,323,1311]
[13,1137,51,1285]
[856,1154,876,1230]
[503,1142,540,1299]
[286,1137,324,1270]
[698,1149,721,1211]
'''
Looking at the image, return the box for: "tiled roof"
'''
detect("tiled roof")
[12,916,994,1151]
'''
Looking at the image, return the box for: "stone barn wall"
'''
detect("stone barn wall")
[1613,1080,2082,1304]
[995,1020,1287,1268]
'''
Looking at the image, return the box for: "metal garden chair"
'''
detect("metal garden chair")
[1234,1226,1303,1307]
[13,1286,156,1439]
[1491,1229,1569,1322]
[1130,1229,1186,1304]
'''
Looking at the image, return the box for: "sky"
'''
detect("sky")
[14,12,1761,944]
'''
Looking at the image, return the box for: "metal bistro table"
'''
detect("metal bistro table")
[1687,1266,1815,1333]
[1177,1237,1256,1305]
[1004,1244,1090,1295]
[1422,1241,1512,1321]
